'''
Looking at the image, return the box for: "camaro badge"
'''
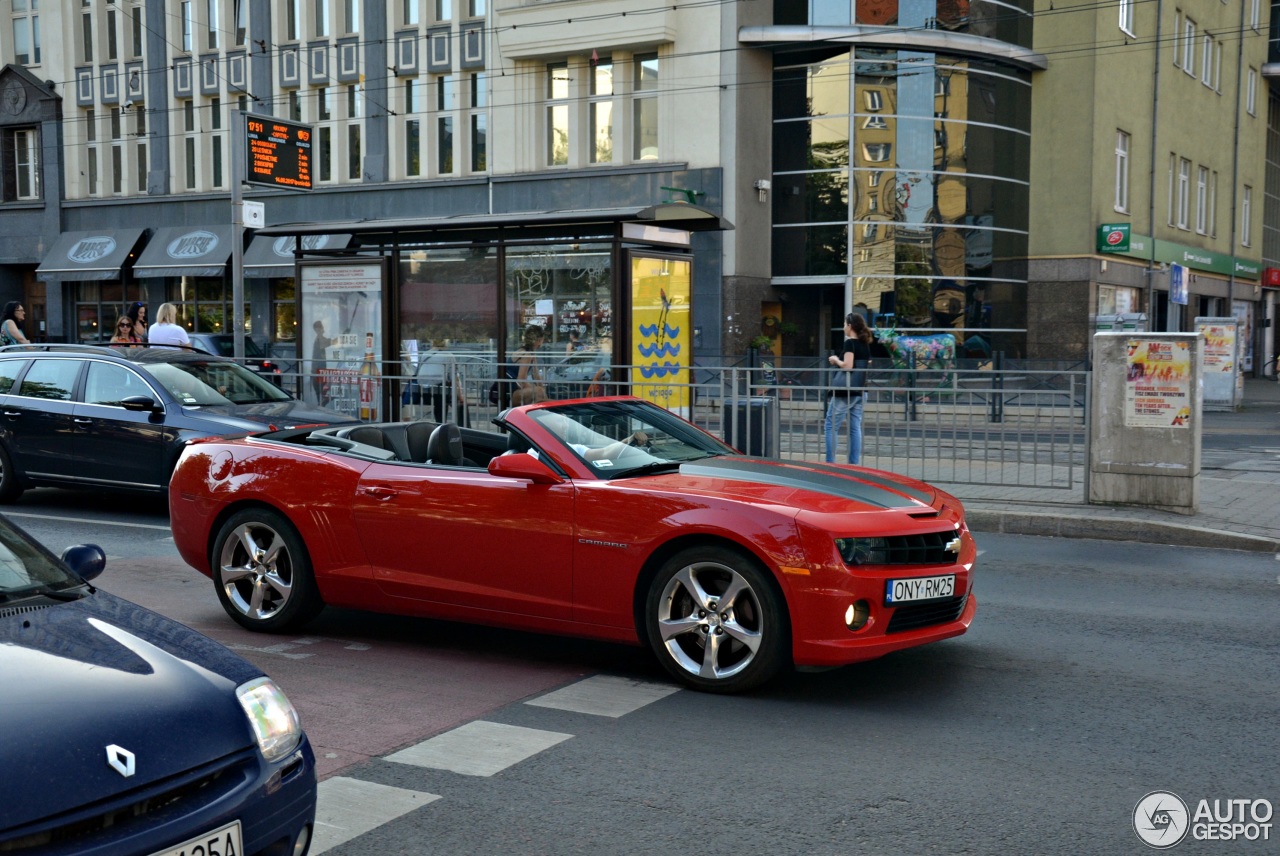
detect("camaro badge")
[944,537,963,555]
[106,744,136,778]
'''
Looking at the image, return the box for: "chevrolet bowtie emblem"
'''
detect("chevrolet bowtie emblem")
[106,744,136,778]
[944,537,963,554]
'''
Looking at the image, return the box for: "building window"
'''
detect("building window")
[213,135,224,187]
[286,0,301,40]
[435,0,451,22]
[87,147,99,196]
[863,143,892,163]
[181,0,193,51]
[1241,185,1252,246]
[864,90,883,111]
[317,126,331,181]
[111,144,124,194]
[468,0,484,16]
[131,6,144,57]
[343,0,358,33]
[136,142,148,194]
[633,53,658,161]
[1250,0,1260,29]
[205,0,219,49]
[1195,166,1208,234]
[1176,158,1190,228]
[1247,67,1257,115]
[403,0,418,25]
[288,90,302,120]
[234,0,247,45]
[185,137,197,189]
[547,62,569,166]
[1209,170,1217,237]
[1115,131,1130,212]
[314,0,330,37]
[437,116,453,173]
[81,11,94,63]
[13,0,41,66]
[1119,0,1133,34]
[405,119,420,176]
[4,128,41,201]
[589,57,613,164]
[1181,17,1196,76]
[470,113,485,171]
[107,8,119,60]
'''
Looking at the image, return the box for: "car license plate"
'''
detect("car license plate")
[149,820,242,856]
[885,574,955,604]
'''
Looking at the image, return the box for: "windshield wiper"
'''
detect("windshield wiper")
[617,461,684,478]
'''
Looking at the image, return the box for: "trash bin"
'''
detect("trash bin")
[723,396,779,458]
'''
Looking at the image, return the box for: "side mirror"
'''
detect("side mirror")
[61,544,106,582]
[487,452,564,485]
[120,395,162,414]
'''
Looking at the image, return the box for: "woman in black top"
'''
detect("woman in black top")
[824,313,872,464]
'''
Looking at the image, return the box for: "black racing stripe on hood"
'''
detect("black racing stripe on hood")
[796,460,934,504]
[679,456,925,509]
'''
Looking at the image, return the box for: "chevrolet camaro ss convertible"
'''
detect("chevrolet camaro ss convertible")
[169,396,977,693]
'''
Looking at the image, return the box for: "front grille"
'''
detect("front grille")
[838,530,960,566]
[0,753,252,853]
[885,595,967,634]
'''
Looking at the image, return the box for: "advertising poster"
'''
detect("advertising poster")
[1195,316,1238,407]
[1124,339,1192,428]
[300,262,384,418]
[630,256,691,416]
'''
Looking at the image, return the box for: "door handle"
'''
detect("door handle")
[74,417,93,425]
[2,411,19,418]
[358,486,398,501]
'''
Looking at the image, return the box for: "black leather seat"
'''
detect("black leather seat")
[344,426,388,450]
[426,423,466,466]
[405,421,438,463]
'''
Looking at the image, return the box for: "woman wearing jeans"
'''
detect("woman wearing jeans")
[824,313,872,464]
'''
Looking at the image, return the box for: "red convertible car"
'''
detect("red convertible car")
[169,396,976,693]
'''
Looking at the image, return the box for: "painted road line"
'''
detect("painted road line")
[384,721,573,777]
[525,675,680,718]
[310,777,440,855]
[2,511,172,531]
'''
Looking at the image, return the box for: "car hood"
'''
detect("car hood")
[640,455,938,513]
[0,590,261,829]
[185,399,354,431]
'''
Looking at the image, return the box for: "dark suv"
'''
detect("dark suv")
[0,344,353,501]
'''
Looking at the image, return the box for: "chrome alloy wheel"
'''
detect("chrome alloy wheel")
[656,560,764,681]
[218,521,295,622]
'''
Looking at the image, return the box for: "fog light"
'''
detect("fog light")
[844,600,870,630]
[292,824,312,856]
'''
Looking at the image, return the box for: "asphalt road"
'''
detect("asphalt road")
[11,492,1278,855]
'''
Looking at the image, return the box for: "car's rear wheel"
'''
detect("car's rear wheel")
[644,546,789,693]
[212,508,323,632]
[0,444,24,503]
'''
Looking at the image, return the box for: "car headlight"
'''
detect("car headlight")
[835,537,890,566]
[237,677,302,762]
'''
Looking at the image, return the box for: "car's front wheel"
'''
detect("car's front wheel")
[212,508,323,632]
[644,546,789,693]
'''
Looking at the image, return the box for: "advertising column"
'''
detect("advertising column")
[300,261,384,420]
[629,256,691,417]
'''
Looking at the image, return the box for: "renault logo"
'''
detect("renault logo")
[944,537,963,555]
[106,744,136,778]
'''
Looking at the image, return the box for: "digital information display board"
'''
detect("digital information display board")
[245,114,313,190]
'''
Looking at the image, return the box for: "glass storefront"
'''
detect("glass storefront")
[771,46,1032,354]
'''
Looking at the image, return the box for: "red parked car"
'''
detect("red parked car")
[169,396,976,693]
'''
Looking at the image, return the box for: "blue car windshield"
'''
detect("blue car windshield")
[140,360,292,406]
[528,400,734,478]
[0,518,78,599]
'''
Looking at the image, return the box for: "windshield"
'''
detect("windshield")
[139,359,293,406]
[0,517,80,601]
[528,400,734,478]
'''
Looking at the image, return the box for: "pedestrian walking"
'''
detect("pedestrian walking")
[0,302,30,346]
[824,312,872,465]
[147,303,191,348]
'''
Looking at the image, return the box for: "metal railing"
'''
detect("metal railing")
[265,358,1090,500]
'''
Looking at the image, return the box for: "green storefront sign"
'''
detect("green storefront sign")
[1097,224,1131,253]
[1108,230,1261,278]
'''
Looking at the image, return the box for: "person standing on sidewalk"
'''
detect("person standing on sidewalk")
[147,303,190,348]
[825,312,872,464]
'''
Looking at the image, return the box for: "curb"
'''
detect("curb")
[966,509,1280,553]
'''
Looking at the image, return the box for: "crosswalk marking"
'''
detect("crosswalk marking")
[310,777,440,855]
[384,720,574,777]
[524,675,680,717]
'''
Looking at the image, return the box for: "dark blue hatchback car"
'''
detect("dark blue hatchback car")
[0,515,317,856]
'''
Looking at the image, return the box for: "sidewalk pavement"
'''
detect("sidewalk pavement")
[957,375,1280,553]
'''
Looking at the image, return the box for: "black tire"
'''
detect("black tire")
[643,545,790,693]
[211,508,324,632]
[0,443,24,503]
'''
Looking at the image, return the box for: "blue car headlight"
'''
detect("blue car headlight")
[835,537,890,566]
[236,677,302,762]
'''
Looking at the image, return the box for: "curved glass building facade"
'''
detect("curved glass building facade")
[759,0,1036,354]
